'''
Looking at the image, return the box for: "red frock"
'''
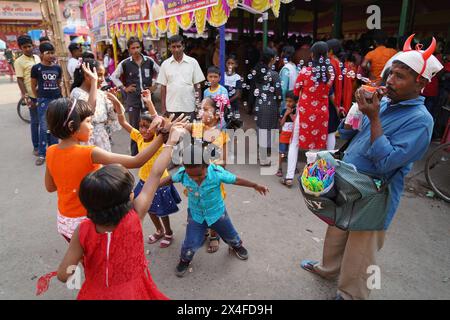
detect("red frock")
[293,67,332,150]
[77,209,169,300]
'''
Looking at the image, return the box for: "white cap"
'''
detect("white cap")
[382,34,443,81]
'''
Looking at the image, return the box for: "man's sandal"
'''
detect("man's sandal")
[300,260,320,275]
[160,234,173,248]
[280,178,293,187]
[148,231,164,244]
[207,236,220,253]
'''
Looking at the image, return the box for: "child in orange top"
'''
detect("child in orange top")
[45,97,181,241]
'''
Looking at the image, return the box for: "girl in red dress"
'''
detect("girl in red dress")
[293,41,334,151]
[55,124,186,300]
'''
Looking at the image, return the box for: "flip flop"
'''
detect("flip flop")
[160,234,173,248]
[280,178,293,187]
[300,259,320,275]
[148,231,164,244]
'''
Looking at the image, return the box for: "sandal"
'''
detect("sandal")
[300,259,320,275]
[148,231,164,244]
[160,234,173,248]
[280,178,293,188]
[207,236,220,253]
[275,168,283,177]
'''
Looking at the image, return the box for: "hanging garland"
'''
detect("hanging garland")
[177,12,195,30]
[207,0,230,27]
[168,16,179,36]
[272,0,280,18]
[194,9,207,34]
[108,0,283,38]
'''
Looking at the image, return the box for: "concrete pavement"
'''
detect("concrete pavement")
[0,76,449,300]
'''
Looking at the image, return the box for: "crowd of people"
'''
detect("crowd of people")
[10,29,450,300]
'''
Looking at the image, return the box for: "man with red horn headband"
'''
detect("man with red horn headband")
[300,34,443,300]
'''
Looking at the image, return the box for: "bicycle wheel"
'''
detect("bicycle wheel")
[17,97,31,123]
[425,142,450,202]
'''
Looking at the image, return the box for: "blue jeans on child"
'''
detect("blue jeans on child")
[180,208,242,262]
[37,98,59,158]
[29,98,39,151]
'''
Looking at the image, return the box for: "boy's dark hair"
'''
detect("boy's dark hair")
[68,43,80,54]
[285,91,298,102]
[226,54,238,64]
[18,35,32,47]
[282,45,295,61]
[168,35,184,45]
[39,42,54,53]
[39,36,50,43]
[82,51,95,59]
[79,164,135,227]
[47,98,93,139]
[71,58,99,91]
[261,47,276,65]
[140,113,154,124]
[207,66,220,76]
[182,143,209,168]
[127,37,141,49]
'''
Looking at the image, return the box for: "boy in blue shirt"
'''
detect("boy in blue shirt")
[30,42,62,165]
[203,66,229,100]
[160,143,269,277]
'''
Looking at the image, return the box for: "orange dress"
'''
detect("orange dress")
[46,144,101,239]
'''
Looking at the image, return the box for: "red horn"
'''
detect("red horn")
[422,37,436,61]
[403,33,415,51]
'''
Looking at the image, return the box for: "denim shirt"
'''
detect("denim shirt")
[338,96,433,229]
[172,164,237,226]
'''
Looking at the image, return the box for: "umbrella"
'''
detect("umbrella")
[0,39,6,50]
[71,36,85,44]
[28,30,43,41]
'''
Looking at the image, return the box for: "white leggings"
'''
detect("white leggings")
[327,132,337,151]
[286,117,300,180]
[286,121,337,180]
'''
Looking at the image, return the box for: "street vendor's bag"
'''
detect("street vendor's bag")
[299,151,392,231]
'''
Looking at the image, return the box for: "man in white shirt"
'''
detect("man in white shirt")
[67,43,82,81]
[156,35,205,120]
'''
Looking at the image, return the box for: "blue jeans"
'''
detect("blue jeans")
[180,208,242,262]
[29,98,39,150]
[37,98,59,157]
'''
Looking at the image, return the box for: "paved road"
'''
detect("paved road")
[0,76,449,300]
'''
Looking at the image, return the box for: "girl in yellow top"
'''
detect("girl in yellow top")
[110,89,181,248]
